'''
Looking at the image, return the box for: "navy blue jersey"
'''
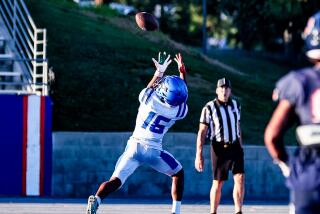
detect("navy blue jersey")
[275,67,320,124]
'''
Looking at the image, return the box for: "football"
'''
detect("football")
[135,12,159,31]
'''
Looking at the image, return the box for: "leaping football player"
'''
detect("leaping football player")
[86,52,188,214]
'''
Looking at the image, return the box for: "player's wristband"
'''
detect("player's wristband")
[179,64,186,74]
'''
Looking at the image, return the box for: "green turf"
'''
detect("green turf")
[26,0,297,145]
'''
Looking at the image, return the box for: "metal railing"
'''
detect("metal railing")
[0,0,48,95]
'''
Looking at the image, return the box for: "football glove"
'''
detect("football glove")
[152,52,172,77]
[174,53,186,74]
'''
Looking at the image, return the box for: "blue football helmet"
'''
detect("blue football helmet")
[155,75,188,106]
[304,11,320,59]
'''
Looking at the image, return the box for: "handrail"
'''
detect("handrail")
[0,0,48,95]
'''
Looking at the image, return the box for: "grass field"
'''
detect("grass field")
[27,0,297,145]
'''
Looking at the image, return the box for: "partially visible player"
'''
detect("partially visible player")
[86,52,188,214]
[264,11,320,214]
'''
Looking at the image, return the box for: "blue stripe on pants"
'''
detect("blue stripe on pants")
[160,151,178,170]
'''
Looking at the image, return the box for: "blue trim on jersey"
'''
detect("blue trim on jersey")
[145,89,154,104]
[176,102,186,118]
[141,88,148,102]
[176,103,182,117]
[141,88,152,103]
[180,102,187,118]
[160,151,178,170]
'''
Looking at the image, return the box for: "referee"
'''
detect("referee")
[195,78,245,214]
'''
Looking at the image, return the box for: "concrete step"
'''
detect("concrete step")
[0,36,5,47]
[0,81,27,86]
[0,38,5,54]
[0,36,12,54]
[0,63,13,71]
[0,53,14,61]
[0,82,23,91]
[0,89,31,95]
[0,71,21,76]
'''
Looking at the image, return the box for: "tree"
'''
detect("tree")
[110,0,320,53]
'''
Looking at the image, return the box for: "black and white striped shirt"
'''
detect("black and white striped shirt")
[199,98,241,143]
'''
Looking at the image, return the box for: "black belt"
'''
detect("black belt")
[212,140,238,148]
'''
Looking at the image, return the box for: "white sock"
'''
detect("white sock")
[171,201,181,214]
[95,195,101,205]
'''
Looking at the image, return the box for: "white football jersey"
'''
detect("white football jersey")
[130,87,188,149]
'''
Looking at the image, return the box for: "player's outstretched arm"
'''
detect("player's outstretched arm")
[147,52,172,88]
[174,53,187,83]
